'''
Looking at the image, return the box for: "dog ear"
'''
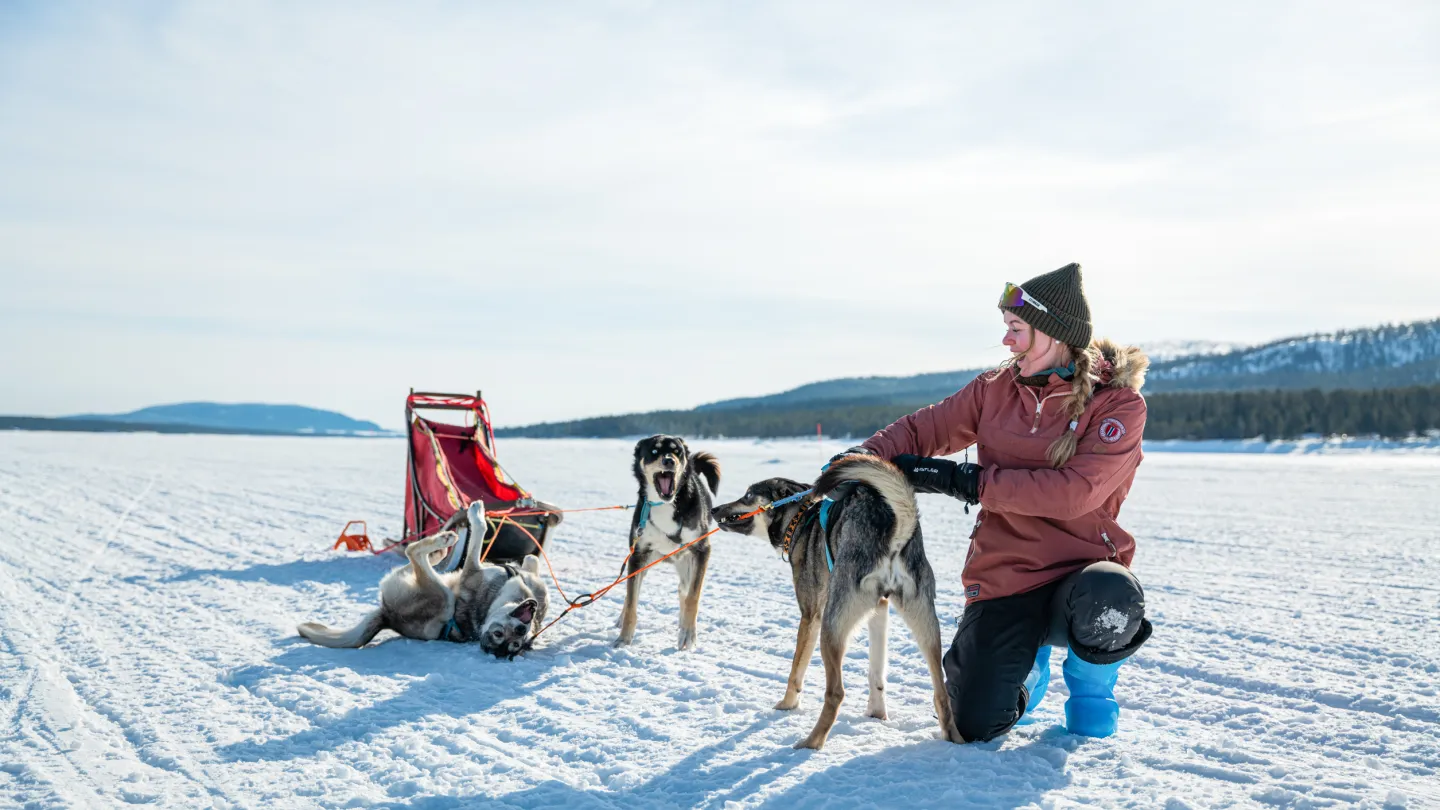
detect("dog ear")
[781,478,809,498]
[677,437,689,458]
[521,554,541,574]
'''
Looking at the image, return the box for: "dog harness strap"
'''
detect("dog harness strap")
[636,500,664,533]
[770,489,815,509]
[819,499,836,572]
[818,498,834,532]
[816,481,859,573]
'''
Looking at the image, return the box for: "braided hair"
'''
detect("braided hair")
[1045,340,1101,468]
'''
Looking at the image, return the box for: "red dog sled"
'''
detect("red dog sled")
[402,390,559,564]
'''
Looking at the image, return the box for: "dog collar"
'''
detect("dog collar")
[780,495,821,563]
[442,616,462,643]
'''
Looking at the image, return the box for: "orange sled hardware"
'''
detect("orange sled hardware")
[334,520,373,552]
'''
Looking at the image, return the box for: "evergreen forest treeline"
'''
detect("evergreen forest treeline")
[496,384,1440,441]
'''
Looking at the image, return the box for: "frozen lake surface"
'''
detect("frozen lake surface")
[2,433,1437,808]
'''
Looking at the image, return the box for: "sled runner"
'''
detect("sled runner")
[403,390,559,567]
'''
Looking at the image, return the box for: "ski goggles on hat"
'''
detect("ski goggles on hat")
[998,282,1049,313]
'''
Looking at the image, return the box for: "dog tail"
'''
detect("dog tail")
[297,609,385,648]
[814,455,918,556]
[692,451,721,495]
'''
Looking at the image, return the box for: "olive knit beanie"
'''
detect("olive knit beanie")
[1000,262,1093,348]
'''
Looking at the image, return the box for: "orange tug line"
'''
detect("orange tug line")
[339,500,766,643]
[356,504,636,557]
[500,505,768,643]
[494,504,633,517]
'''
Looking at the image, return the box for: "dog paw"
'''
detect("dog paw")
[676,627,697,651]
[773,696,800,711]
[613,635,633,648]
[793,733,826,751]
[416,531,458,553]
[866,704,888,721]
[943,721,965,745]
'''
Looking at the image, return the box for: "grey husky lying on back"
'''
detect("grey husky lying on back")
[297,502,549,659]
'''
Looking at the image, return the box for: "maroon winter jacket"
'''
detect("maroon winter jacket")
[862,340,1150,604]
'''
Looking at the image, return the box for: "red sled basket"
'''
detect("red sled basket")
[403,390,559,563]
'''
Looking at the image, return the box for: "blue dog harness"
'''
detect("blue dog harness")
[818,498,836,572]
[775,487,849,573]
[815,481,865,572]
[635,499,665,533]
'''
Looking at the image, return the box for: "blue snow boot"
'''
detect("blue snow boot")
[1062,653,1123,738]
[1016,646,1052,724]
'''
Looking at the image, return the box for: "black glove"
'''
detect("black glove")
[891,454,982,505]
[826,445,874,467]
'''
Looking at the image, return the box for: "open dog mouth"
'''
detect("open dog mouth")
[655,471,676,498]
[512,599,537,624]
[714,510,754,532]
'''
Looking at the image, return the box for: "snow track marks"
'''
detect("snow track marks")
[1,434,1436,809]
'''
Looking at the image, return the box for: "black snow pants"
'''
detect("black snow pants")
[942,561,1153,742]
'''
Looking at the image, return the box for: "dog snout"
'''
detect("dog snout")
[660,455,676,470]
[712,503,750,526]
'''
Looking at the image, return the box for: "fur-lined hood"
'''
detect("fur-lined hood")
[1094,338,1149,392]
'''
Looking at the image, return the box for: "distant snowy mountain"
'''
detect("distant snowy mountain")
[500,317,1440,437]
[697,369,983,411]
[1145,318,1440,392]
[1140,339,1251,364]
[67,402,388,436]
[693,318,1440,412]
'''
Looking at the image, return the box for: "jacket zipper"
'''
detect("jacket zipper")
[1020,387,1070,434]
[1101,530,1118,559]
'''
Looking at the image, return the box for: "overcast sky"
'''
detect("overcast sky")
[2,1,1438,429]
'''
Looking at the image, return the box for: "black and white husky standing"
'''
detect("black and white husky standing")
[712,455,962,749]
[615,435,721,651]
[297,502,549,659]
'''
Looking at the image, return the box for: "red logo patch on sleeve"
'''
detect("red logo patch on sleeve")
[1098,417,1127,444]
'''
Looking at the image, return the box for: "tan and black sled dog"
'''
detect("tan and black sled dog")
[297,502,549,659]
[615,435,721,651]
[713,455,962,749]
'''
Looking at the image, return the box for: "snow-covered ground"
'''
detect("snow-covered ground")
[1144,436,1440,455]
[2,433,1437,809]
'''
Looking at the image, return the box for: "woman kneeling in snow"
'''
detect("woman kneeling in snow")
[840,262,1153,742]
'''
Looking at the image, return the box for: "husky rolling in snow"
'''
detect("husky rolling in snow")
[615,435,721,651]
[712,455,963,749]
[297,502,549,659]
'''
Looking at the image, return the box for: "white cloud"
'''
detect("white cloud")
[2,0,1438,427]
